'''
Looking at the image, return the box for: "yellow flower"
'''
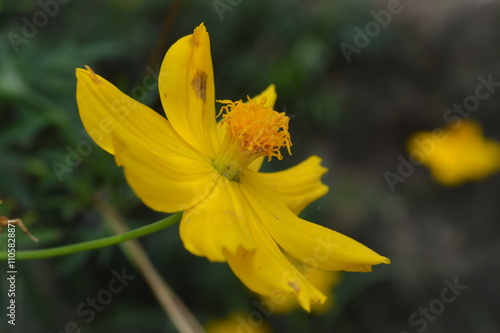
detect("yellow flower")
[408,120,500,186]
[76,23,389,311]
[205,312,272,333]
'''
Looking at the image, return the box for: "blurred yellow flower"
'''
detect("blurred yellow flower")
[408,120,500,185]
[205,312,272,333]
[76,23,389,311]
[308,270,342,314]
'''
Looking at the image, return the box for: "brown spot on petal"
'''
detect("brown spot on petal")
[288,280,301,293]
[312,297,322,304]
[191,24,206,47]
[192,70,207,101]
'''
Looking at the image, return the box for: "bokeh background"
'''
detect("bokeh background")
[1,0,500,332]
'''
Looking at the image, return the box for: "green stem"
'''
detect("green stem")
[0,212,182,261]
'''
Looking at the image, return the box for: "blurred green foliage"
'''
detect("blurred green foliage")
[1,0,500,332]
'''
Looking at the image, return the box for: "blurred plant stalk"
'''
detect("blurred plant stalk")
[95,195,205,333]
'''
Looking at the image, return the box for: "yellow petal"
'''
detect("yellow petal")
[250,155,328,214]
[247,156,265,172]
[223,191,326,311]
[110,130,215,213]
[159,23,218,157]
[263,260,342,314]
[76,67,189,156]
[249,84,277,108]
[180,176,254,262]
[76,66,214,212]
[240,178,390,272]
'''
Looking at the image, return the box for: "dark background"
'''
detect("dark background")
[1,0,499,332]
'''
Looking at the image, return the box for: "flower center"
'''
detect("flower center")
[213,98,292,181]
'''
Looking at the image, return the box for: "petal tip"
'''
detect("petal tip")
[193,23,208,44]
[195,22,206,31]
[76,65,101,84]
[268,83,276,93]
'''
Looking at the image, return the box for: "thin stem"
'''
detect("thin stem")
[0,212,182,261]
[95,197,205,333]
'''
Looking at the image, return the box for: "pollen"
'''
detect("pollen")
[218,98,292,161]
